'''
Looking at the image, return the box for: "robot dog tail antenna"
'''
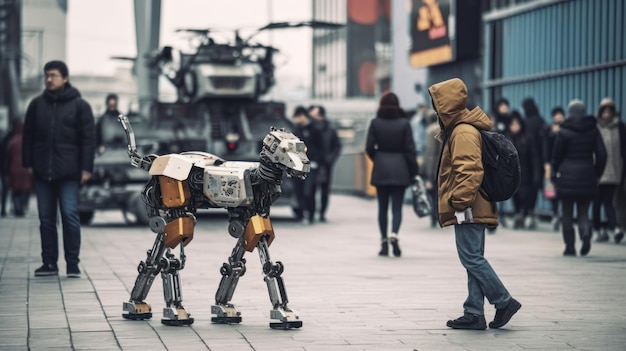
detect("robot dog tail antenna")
[117,114,154,171]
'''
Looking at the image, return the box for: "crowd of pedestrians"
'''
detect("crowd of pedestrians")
[487,95,625,256]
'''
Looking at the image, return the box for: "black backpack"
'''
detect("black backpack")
[447,124,521,202]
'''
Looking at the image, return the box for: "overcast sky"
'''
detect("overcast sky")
[67,0,313,86]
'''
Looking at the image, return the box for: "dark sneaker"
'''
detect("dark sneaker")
[489,298,521,329]
[615,231,624,244]
[390,237,401,257]
[580,235,591,256]
[379,239,388,256]
[563,247,576,256]
[34,264,58,277]
[67,264,81,278]
[446,314,487,330]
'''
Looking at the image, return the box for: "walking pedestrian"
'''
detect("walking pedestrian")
[366,92,418,257]
[592,98,625,243]
[420,109,441,228]
[0,128,13,216]
[429,78,521,330]
[491,98,511,134]
[614,174,626,242]
[543,107,565,231]
[309,105,341,222]
[520,98,546,229]
[551,100,607,256]
[95,93,123,154]
[23,60,95,278]
[505,111,542,229]
[5,119,32,216]
[291,106,322,224]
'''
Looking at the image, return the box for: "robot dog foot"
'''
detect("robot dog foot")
[161,307,194,326]
[269,308,302,329]
[211,304,242,324]
[122,301,153,320]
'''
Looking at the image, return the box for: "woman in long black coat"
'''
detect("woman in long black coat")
[366,92,419,257]
[505,111,542,229]
[552,100,607,256]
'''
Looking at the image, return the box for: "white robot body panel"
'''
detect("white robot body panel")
[149,152,226,180]
[202,164,256,207]
[149,154,195,181]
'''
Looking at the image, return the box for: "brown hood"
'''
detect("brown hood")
[597,97,616,118]
[428,78,492,132]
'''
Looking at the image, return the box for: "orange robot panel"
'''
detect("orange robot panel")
[243,215,275,252]
[164,217,195,249]
[159,176,191,208]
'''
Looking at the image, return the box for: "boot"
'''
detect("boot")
[379,239,388,256]
[614,228,624,244]
[562,229,576,256]
[389,233,401,257]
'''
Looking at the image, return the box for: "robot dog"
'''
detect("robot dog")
[118,115,309,328]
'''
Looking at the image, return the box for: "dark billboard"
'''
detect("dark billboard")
[409,0,453,67]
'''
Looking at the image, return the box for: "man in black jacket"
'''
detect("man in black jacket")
[23,60,95,278]
[291,106,322,224]
[309,105,341,222]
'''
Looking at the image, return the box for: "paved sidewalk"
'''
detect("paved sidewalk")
[1,194,626,350]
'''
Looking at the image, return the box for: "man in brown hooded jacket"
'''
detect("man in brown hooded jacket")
[429,78,521,330]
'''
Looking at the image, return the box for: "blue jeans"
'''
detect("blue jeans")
[454,223,511,316]
[34,178,81,266]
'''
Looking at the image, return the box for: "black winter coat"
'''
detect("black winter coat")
[552,116,607,199]
[366,116,418,187]
[23,84,95,181]
[316,120,342,167]
[293,121,323,165]
[506,130,542,188]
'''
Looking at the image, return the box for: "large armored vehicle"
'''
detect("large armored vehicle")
[78,21,341,225]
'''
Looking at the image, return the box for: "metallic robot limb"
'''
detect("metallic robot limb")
[257,235,302,329]
[122,216,167,320]
[161,243,194,326]
[211,234,247,324]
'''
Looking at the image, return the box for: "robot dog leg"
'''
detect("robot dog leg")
[123,212,195,325]
[122,217,167,321]
[257,234,302,329]
[211,215,301,329]
[161,242,194,326]
[211,219,247,324]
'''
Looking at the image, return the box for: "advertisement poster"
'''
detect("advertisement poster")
[409,0,453,67]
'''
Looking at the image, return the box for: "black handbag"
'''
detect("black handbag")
[411,176,432,218]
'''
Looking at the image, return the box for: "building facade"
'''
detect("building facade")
[312,0,391,99]
[483,0,625,117]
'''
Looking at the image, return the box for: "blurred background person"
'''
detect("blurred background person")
[552,100,606,256]
[505,111,542,229]
[592,98,625,243]
[491,98,511,134]
[309,105,341,222]
[0,127,13,217]
[410,102,427,160]
[95,93,122,154]
[544,107,565,231]
[420,109,441,228]
[521,98,546,229]
[366,92,418,257]
[5,119,32,217]
[291,106,322,224]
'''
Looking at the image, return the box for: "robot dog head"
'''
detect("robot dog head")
[262,128,311,179]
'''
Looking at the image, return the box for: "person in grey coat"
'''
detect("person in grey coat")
[366,92,418,257]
